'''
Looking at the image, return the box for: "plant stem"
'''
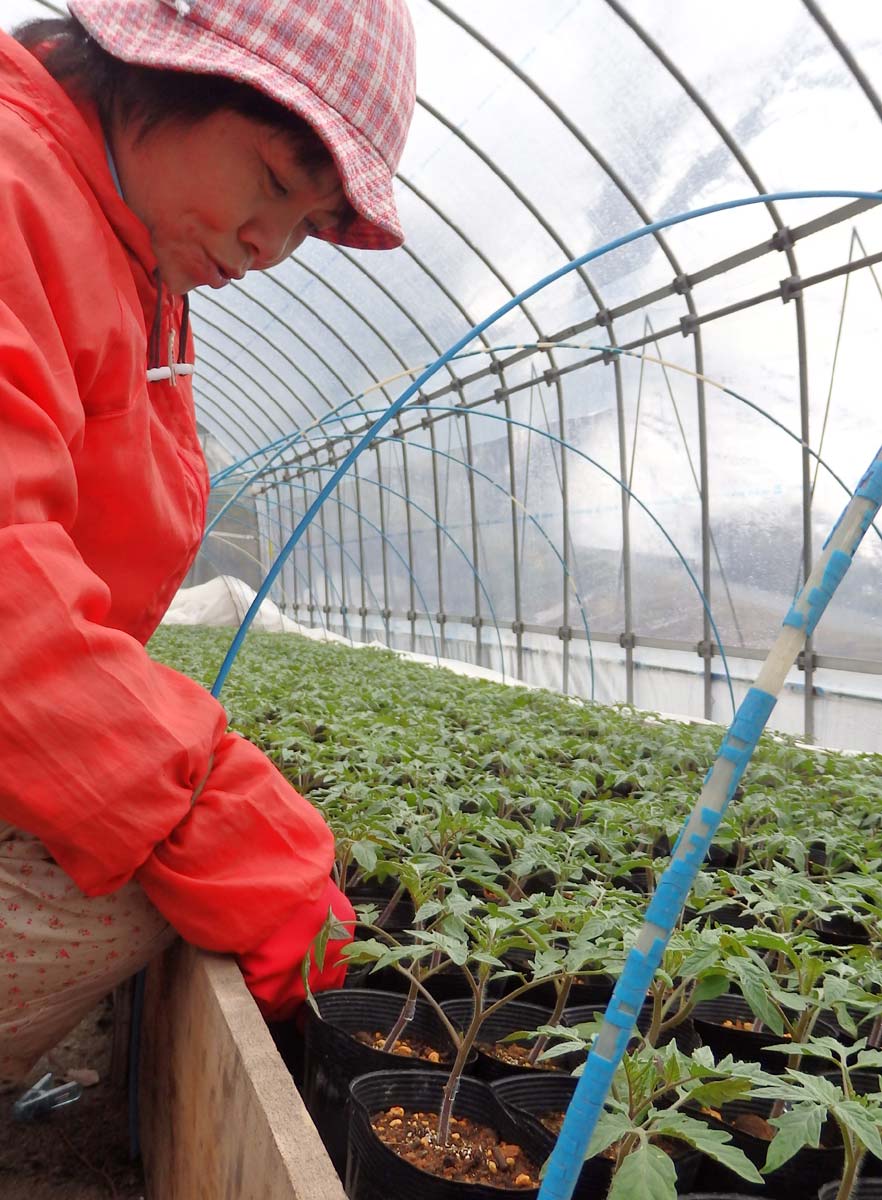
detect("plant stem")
[614,1131,642,1173]
[526,976,573,1067]
[834,1137,864,1200]
[382,984,417,1053]
[376,884,406,929]
[437,975,488,1144]
[647,983,664,1047]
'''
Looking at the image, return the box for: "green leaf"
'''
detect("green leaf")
[652,1113,762,1183]
[786,1036,852,1060]
[585,1110,632,1160]
[782,1070,842,1104]
[312,907,333,970]
[688,1076,753,1107]
[414,899,444,923]
[341,937,390,964]
[691,973,731,1006]
[832,1100,882,1159]
[728,963,785,1036]
[300,948,321,1018]
[690,1045,716,1070]
[607,1143,677,1200]
[855,1050,882,1070]
[763,1105,824,1173]
[349,839,378,873]
[415,930,468,966]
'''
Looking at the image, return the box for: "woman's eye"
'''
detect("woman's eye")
[267,168,288,198]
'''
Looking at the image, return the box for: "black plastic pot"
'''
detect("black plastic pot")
[345,958,474,1002]
[563,1000,701,1054]
[612,865,657,894]
[815,913,871,947]
[692,994,835,1072]
[490,1074,702,1199]
[685,902,757,931]
[302,989,458,1174]
[494,949,615,1009]
[818,1183,882,1199]
[346,1069,549,1200]
[441,999,581,1081]
[693,1095,844,1195]
[348,888,416,933]
[267,1012,307,1090]
[680,1194,782,1200]
[819,1069,882,1096]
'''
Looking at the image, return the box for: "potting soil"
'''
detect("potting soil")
[371,1105,540,1188]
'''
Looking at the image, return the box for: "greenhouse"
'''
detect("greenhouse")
[1,2,882,1199]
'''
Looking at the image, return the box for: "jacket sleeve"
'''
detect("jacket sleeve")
[0,91,335,956]
[238,878,356,1021]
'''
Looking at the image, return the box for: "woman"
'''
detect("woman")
[0,0,415,1080]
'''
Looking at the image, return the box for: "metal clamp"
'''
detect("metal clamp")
[797,648,817,672]
[780,275,803,303]
[13,1074,82,1122]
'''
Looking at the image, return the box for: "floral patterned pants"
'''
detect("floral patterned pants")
[0,825,173,1082]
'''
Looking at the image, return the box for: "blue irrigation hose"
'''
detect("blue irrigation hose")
[208,189,882,701]
[537,444,882,1200]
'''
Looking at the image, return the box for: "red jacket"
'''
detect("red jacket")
[0,31,351,1016]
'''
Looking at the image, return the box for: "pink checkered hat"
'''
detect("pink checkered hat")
[67,0,416,249]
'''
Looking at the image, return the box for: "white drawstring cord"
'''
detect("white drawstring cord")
[146,329,195,384]
[146,363,195,383]
[175,0,192,16]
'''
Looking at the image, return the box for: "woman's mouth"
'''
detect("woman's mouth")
[207,258,232,289]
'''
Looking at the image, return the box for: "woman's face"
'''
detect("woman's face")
[112,109,347,294]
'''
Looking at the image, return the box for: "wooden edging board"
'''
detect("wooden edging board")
[139,940,347,1200]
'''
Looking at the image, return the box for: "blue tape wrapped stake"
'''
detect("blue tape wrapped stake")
[538,443,882,1200]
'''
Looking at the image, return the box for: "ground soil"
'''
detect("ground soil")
[371,1105,541,1189]
[477,1041,560,1071]
[539,1110,564,1135]
[353,1029,447,1062]
[0,997,146,1200]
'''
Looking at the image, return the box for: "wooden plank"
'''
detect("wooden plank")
[140,940,347,1200]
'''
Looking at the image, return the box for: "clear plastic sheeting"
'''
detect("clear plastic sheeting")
[4,1,882,750]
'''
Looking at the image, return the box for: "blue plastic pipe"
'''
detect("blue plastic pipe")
[209,190,882,700]
[537,444,882,1200]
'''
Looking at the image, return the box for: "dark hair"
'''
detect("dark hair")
[15,16,336,172]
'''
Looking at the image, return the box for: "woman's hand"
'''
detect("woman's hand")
[237,876,355,1021]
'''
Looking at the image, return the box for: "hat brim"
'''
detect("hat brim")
[69,0,405,249]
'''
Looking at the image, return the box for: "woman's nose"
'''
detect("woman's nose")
[238,215,306,272]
